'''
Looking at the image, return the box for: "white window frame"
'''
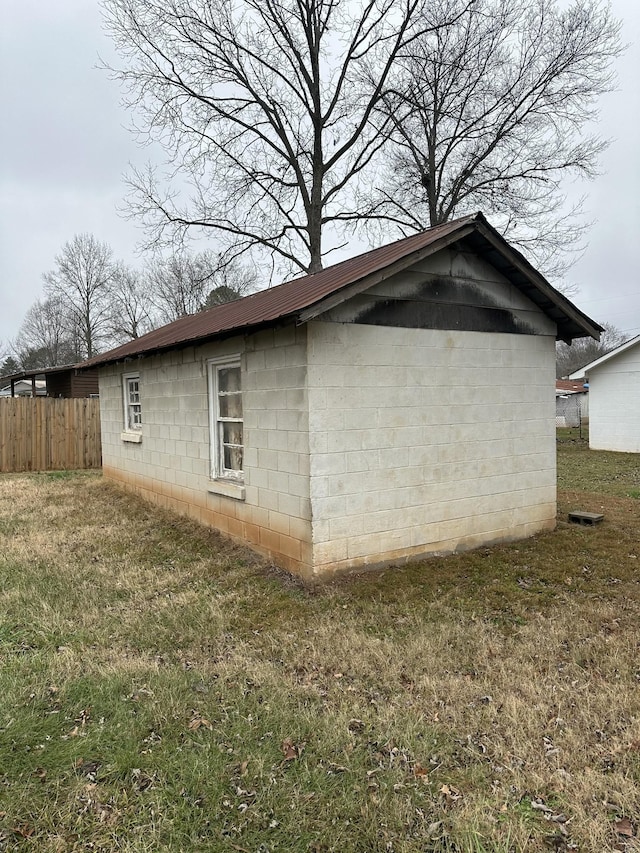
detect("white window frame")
[122,372,142,433]
[207,356,244,483]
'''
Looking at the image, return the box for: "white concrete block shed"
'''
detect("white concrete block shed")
[81,213,601,580]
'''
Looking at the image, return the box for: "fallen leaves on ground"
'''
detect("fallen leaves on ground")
[281,738,305,761]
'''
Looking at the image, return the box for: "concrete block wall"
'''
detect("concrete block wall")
[306,321,557,576]
[99,315,558,580]
[588,345,640,453]
[99,325,313,575]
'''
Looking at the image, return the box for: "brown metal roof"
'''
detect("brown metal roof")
[556,379,588,394]
[0,363,91,383]
[80,212,601,369]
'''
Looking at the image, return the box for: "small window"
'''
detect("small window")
[208,358,243,480]
[123,373,142,431]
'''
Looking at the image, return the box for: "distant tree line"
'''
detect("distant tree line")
[0,234,257,376]
[1,0,625,377]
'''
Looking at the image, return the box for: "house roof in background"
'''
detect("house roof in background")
[556,379,588,394]
[0,363,92,384]
[80,212,603,370]
[569,334,640,379]
[0,378,47,395]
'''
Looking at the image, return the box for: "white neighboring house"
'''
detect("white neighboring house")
[0,379,47,397]
[570,335,640,453]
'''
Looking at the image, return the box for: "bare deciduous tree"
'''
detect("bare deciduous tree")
[43,234,115,359]
[109,263,154,342]
[147,250,256,323]
[556,322,626,378]
[13,297,78,368]
[374,0,622,276]
[102,0,468,276]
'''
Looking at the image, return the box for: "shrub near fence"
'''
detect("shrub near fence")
[0,398,101,472]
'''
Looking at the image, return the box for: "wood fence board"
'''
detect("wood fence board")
[0,398,101,473]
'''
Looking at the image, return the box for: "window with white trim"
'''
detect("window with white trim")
[123,373,142,431]
[208,358,243,480]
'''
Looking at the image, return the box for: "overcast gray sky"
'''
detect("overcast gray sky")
[1,0,639,350]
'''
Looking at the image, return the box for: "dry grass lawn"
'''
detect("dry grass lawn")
[0,440,639,851]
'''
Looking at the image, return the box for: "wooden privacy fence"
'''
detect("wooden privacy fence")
[0,398,101,473]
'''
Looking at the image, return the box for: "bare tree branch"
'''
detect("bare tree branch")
[12,298,78,369]
[372,0,623,277]
[109,263,155,341]
[146,249,257,323]
[102,0,471,276]
[43,235,115,359]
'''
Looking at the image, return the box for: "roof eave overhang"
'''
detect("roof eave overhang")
[79,316,299,371]
[471,222,602,344]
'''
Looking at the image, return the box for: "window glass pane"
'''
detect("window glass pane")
[209,359,243,479]
[223,444,244,471]
[219,392,242,419]
[125,376,142,430]
[218,366,241,393]
[222,422,243,446]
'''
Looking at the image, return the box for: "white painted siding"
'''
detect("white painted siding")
[588,345,640,453]
[306,321,557,576]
